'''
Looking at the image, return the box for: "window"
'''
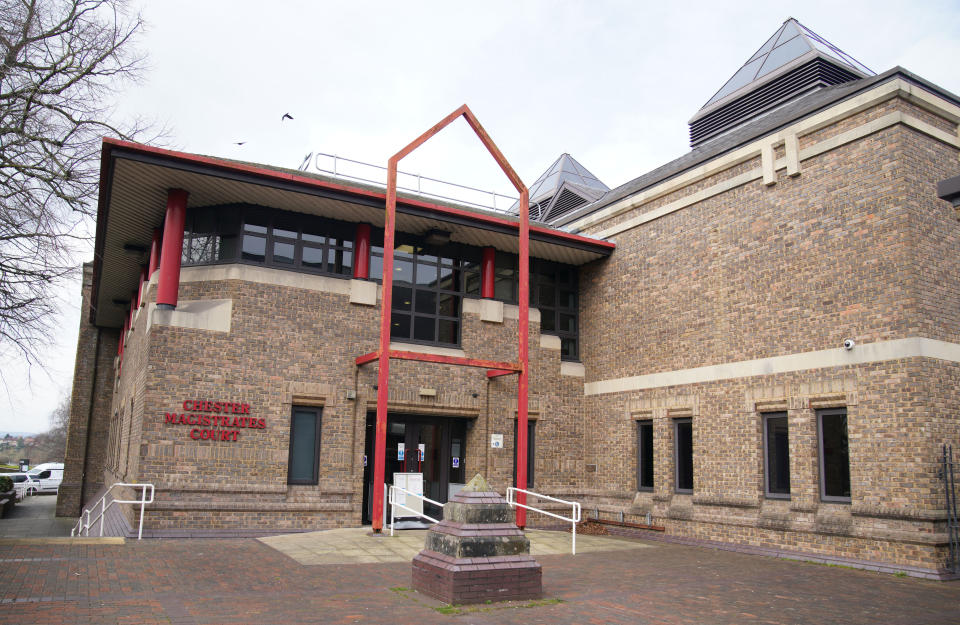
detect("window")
[287,406,322,485]
[637,420,654,491]
[530,260,579,360]
[513,420,536,489]
[389,244,463,346]
[182,205,354,278]
[674,418,693,493]
[763,412,790,498]
[818,407,851,502]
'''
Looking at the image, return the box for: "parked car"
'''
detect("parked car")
[26,465,63,493]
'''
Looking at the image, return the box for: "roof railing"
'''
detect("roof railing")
[299,151,518,214]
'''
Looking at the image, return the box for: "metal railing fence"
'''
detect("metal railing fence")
[387,484,442,536]
[299,151,518,214]
[506,487,581,554]
[71,482,154,540]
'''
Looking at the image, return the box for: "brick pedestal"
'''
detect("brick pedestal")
[411,474,542,604]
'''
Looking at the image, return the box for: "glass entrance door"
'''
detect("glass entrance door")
[362,413,469,524]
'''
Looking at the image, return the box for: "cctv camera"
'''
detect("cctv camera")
[843,339,855,351]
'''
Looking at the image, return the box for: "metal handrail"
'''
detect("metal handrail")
[13,482,37,501]
[299,151,519,213]
[387,484,442,536]
[71,482,154,540]
[507,487,582,555]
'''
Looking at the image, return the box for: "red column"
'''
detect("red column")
[481,247,496,298]
[156,189,188,309]
[148,228,162,276]
[516,189,530,529]
[129,292,137,328]
[353,223,371,279]
[137,266,147,308]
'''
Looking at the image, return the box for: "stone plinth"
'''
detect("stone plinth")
[412,475,542,604]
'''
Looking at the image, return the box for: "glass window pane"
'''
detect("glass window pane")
[438,319,458,345]
[289,410,318,483]
[394,258,413,285]
[541,310,556,332]
[413,316,435,342]
[464,270,481,295]
[675,420,693,492]
[414,291,436,315]
[302,220,327,244]
[241,235,266,262]
[438,293,459,317]
[302,246,324,270]
[243,210,269,233]
[392,286,412,311]
[559,289,576,309]
[494,275,514,301]
[438,266,459,291]
[765,414,790,496]
[559,313,576,333]
[537,284,556,306]
[416,261,438,286]
[561,338,576,359]
[820,411,850,499]
[273,241,295,264]
[638,420,653,490]
[273,214,298,240]
[391,313,410,340]
[370,254,383,281]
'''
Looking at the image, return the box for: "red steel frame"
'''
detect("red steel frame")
[358,104,530,532]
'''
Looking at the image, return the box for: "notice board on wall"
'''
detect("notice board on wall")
[392,472,424,517]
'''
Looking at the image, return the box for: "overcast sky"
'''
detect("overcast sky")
[1,0,958,434]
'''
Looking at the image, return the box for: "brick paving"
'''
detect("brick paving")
[1,532,959,624]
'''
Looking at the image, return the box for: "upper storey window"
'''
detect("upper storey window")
[182,205,354,278]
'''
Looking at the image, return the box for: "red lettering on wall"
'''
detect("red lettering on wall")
[165,400,259,442]
[241,404,250,414]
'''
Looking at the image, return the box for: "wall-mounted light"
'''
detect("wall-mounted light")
[122,243,148,255]
[424,229,451,246]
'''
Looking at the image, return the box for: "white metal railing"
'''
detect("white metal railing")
[13,481,37,501]
[387,484,442,536]
[299,151,519,214]
[507,487,582,555]
[71,483,154,540]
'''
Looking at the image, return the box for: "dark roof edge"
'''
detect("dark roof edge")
[556,67,960,230]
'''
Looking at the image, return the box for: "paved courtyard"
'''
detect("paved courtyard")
[1,527,959,624]
[259,526,647,565]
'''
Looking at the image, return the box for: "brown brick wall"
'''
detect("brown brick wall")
[58,263,119,517]
[571,95,960,571]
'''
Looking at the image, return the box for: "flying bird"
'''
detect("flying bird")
[281,113,294,121]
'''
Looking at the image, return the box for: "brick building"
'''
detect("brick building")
[60,19,960,576]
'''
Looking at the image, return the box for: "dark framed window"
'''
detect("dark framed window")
[287,406,322,485]
[674,418,693,493]
[389,243,463,347]
[763,412,790,498]
[818,407,850,502]
[513,419,536,489]
[530,259,579,360]
[637,419,654,491]
[182,204,354,278]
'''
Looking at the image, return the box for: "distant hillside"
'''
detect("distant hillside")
[0,431,37,438]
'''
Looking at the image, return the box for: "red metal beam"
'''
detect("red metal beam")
[355,351,379,366]
[486,369,517,379]
[387,351,520,371]
[369,105,530,532]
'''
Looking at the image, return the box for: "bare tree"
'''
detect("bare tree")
[0,0,148,364]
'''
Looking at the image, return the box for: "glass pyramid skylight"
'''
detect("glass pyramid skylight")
[510,154,609,223]
[700,17,874,111]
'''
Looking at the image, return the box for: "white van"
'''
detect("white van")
[6,472,41,499]
[27,463,63,493]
